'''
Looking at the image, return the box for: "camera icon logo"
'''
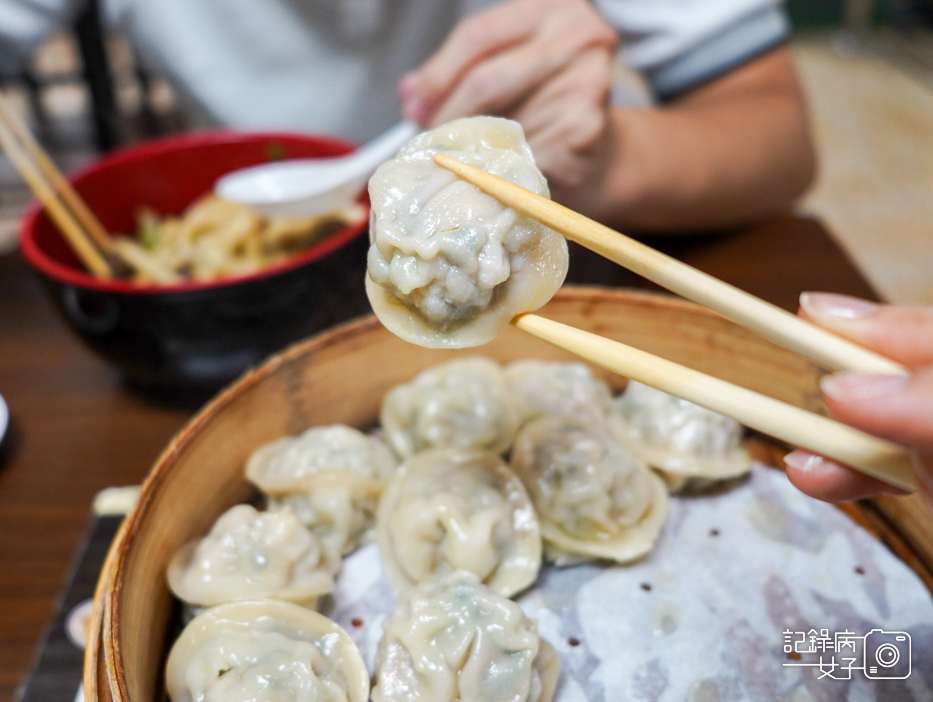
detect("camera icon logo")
[864,629,911,680]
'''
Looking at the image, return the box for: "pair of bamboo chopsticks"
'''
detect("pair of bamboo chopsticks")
[0,93,116,278]
[433,153,916,493]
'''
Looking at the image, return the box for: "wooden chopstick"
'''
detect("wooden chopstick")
[0,96,115,253]
[434,153,906,376]
[0,95,114,278]
[514,313,916,491]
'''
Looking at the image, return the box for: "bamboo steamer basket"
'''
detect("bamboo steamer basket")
[89,286,933,702]
[85,520,125,702]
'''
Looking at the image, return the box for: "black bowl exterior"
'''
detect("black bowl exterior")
[42,233,370,394]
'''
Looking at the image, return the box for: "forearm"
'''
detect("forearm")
[555,48,816,232]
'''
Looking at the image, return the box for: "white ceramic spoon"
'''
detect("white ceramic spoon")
[0,392,8,448]
[214,120,419,218]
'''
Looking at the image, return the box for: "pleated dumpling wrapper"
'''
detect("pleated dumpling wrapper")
[167,504,337,609]
[504,359,614,428]
[510,414,668,566]
[366,116,568,348]
[610,380,752,493]
[166,599,369,702]
[372,570,560,702]
[377,448,541,598]
[381,356,521,458]
[246,425,398,558]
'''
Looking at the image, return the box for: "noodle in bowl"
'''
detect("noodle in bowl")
[20,131,371,394]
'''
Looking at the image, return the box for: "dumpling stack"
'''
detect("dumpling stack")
[375,357,674,575]
[164,354,752,702]
[165,424,401,702]
[167,424,398,614]
[246,424,398,559]
[373,357,752,577]
[162,113,754,702]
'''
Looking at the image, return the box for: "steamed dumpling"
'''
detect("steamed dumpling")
[245,425,397,491]
[381,357,521,458]
[246,425,398,557]
[366,116,568,348]
[610,380,752,492]
[510,414,668,566]
[504,359,613,427]
[166,599,369,702]
[376,449,541,598]
[265,478,384,562]
[372,570,559,702]
[167,504,337,609]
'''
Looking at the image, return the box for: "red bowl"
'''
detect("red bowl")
[20,131,371,400]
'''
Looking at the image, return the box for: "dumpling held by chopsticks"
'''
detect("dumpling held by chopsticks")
[366,117,568,348]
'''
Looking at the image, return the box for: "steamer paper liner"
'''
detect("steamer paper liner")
[325,464,933,701]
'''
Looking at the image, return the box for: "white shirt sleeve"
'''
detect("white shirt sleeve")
[594,0,790,100]
[0,0,84,75]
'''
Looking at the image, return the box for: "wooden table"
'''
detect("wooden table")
[0,214,881,702]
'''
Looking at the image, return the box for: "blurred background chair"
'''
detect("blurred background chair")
[0,0,184,250]
[0,0,931,299]
[0,0,182,157]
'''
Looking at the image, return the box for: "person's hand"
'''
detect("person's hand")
[398,0,618,194]
[784,292,933,511]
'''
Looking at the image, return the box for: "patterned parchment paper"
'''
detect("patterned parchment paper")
[323,465,933,702]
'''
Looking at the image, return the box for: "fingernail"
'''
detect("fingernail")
[820,372,908,401]
[784,450,826,474]
[800,292,878,321]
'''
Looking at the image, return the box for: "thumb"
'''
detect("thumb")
[783,368,933,502]
[799,292,933,367]
[819,367,933,453]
